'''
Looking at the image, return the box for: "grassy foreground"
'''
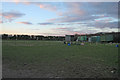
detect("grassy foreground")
[2,40,119,78]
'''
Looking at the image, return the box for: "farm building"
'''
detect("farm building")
[77,36,87,42]
[100,34,114,42]
[65,35,74,42]
[91,36,101,43]
[76,32,119,43]
[88,37,91,42]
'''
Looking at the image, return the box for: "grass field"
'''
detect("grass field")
[2,40,119,78]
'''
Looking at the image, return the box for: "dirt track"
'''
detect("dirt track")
[2,61,118,78]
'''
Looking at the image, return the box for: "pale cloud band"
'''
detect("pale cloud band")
[16,22,33,25]
[0,11,25,22]
[1,0,119,2]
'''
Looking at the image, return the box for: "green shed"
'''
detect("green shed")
[106,35,113,41]
[91,36,100,42]
[91,36,96,42]
[96,36,101,42]
[100,35,106,42]
[77,36,87,42]
[100,34,113,42]
[80,36,87,41]
[80,36,84,41]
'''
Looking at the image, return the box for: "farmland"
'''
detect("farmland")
[2,40,119,78]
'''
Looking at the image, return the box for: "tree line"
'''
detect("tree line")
[1,34,65,41]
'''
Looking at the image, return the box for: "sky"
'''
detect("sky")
[0,1,119,36]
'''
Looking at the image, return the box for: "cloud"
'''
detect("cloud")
[16,22,33,25]
[94,17,117,23]
[13,0,21,4]
[36,3,57,11]
[91,2,118,18]
[0,21,3,24]
[52,27,82,35]
[48,2,118,23]
[52,22,118,35]
[31,29,40,30]
[87,22,118,29]
[38,32,65,36]
[0,11,25,22]
[65,3,85,16]
[47,2,118,33]
[1,2,118,35]
[3,0,29,3]
[38,22,54,25]
[56,27,69,29]
[48,15,99,23]
[47,3,97,23]
[9,1,58,12]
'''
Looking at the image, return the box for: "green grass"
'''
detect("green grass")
[2,40,119,77]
